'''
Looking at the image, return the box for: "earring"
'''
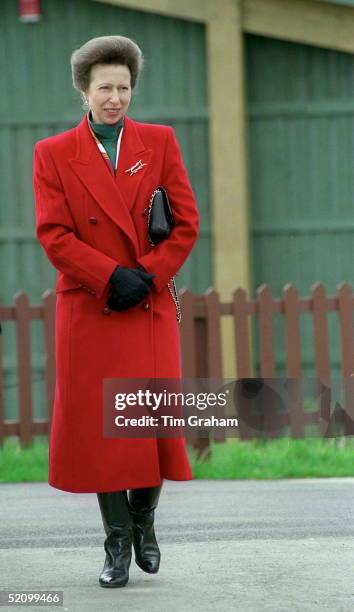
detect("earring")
[82,96,89,111]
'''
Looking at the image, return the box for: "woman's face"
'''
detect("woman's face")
[84,63,132,124]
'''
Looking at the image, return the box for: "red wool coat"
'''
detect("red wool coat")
[33,114,200,493]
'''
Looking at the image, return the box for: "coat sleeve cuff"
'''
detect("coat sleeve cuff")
[137,256,170,292]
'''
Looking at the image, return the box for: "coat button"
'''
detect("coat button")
[102,306,111,315]
[89,216,98,224]
[142,302,150,310]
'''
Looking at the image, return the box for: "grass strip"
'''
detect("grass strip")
[189,436,354,479]
[1,436,354,482]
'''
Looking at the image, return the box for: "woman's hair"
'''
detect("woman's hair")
[71,35,144,92]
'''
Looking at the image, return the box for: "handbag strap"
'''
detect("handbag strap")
[147,188,159,246]
[168,277,182,324]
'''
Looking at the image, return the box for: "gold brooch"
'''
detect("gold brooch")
[124,160,147,176]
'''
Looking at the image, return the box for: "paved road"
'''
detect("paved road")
[0,479,353,611]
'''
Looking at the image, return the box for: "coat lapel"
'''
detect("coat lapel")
[116,115,152,212]
[69,115,148,256]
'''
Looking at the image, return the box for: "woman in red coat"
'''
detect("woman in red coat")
[33,35,199,588]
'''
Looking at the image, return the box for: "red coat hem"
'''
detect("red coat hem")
[49,474,193,494]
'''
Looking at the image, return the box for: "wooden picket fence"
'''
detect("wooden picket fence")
[179,282,354,453]
[0,290,56,448]
[0,282,354,448]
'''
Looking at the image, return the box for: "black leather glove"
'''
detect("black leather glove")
[135,265,155,287]
[107,266,155,311]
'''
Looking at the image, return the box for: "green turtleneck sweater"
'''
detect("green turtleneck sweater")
[89,112,124,172]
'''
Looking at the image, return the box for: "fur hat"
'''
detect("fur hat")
[71,35,144,92]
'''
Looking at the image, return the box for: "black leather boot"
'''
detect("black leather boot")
[128,483,163,574]
[97,490,133,588]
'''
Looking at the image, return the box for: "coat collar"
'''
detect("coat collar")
[69,114,152,257]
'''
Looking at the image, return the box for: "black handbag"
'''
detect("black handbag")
[147,186,174,245]
[146,186,181,323]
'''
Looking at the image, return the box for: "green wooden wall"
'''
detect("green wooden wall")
[246,34,354,378]
[0,0,210,420]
